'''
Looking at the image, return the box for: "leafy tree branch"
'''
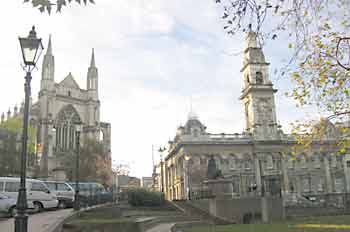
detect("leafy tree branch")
[23,0,95,14]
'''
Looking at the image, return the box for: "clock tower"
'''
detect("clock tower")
[240,31,279,140]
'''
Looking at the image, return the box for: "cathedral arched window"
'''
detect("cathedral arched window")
[256,71,263,84]
[55,105,82,152]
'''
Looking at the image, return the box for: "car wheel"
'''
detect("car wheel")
[33,202,43,213]
[58,201,66,209]
[9,206,17,217]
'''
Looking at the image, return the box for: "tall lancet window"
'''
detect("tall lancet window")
[55,105,81,152]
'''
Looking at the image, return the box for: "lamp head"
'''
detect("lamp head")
[19,26,44,67]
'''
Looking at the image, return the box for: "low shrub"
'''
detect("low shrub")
[126,188,165,207]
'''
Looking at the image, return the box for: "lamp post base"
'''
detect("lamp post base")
[14,214,28,232]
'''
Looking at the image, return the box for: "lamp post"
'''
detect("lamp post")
[16,26,43,232]
[158,147,166,193]
[184,155,191,200]
[74,123,83,211]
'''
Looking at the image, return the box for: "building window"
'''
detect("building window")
[68,91,71,97]
[302,177,311,193]
[334,177,344,193]
[313,156,321,169]
[256,71,263,84]
[5,182,20,192]
[346,160,350,168]
[267,155,274,169]
[230,156,237,170]
[56,105,81,152]
[300,156,307,169]
[244,159,251,170]
[288,157,295,169]
[317,179,324,192]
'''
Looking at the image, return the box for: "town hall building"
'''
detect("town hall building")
[158,32,350,201]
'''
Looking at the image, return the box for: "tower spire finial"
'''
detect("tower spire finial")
[188,96,198,120]
[246,30,258,49]
[90,48,95,67]
[47,34,52,55]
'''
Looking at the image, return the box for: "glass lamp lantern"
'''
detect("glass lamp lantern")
[19,26,44,67]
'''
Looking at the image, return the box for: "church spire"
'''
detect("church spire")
[41,34,55,91]
[7,108,11,120]
[47,34,52,55]
[87,48,98,100]
[90,48,96,68]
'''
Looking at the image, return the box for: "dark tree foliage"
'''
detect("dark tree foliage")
[127,188,165,207]
[0,131,20,176]
[24,0,95,14]
[62,138,112,186]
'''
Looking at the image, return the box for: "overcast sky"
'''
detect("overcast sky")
[0,1,319,178]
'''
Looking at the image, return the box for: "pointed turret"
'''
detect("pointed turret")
[20,101,24,114]
[14,105,18,116]
[87,48,98,100]
[7,108,11,120]
[47,34,53,55]
[41,34,55,91]
[90,48,96,67]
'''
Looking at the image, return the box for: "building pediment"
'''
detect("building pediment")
[58,73,80,89]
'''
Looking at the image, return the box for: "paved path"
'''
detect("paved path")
[146,223,175,232]
[0,209,72,232]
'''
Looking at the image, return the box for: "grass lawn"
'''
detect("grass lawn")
[189,215,350,232]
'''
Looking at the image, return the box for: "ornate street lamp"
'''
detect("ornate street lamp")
[74,122,83,211]
[16,26,44,232]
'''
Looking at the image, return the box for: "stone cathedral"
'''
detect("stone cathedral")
[1,36,111,181]
[161,32,350,201]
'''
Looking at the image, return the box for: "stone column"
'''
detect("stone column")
[323,154,333,193]
[280,155,289,194]
[296,175,302,196]
[183,158,189,200]
[254,153,262,195]
[343,154,350,193]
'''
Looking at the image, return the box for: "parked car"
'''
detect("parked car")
[0,177,58,213]
[43,181,74,209]
[0,192,17,217]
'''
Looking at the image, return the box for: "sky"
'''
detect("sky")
[0,0,319,178]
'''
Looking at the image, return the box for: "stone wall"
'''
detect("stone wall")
[190,197,283,223]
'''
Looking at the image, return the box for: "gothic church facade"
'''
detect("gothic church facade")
[1,36,111,180]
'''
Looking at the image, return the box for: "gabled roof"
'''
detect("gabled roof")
[58,72,80,89]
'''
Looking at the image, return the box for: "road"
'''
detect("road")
[0,209,72,232]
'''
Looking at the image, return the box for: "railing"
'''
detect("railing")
[78,189,117,208]
[179,133,252,143]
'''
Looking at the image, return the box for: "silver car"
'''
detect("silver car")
[0,192,17,217]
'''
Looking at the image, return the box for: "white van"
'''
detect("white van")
[43,181,74,209]
[0,177,58,212]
